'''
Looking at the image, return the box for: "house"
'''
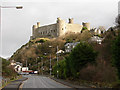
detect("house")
[90,36,104,44]
[14,62,23,73]
[56,50,64,54]
[65,42,80,53]
[10,60,16,66]
[10,60,23,73]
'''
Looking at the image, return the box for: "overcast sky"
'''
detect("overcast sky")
[0,0,119,59]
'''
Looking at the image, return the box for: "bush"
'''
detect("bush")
[112,33,120,81]
[53,59,67,79]
[82,27,88,30]
[2,58,17,79]
[67,42,98,78]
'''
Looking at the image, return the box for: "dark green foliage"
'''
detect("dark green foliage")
[67,42,98,78]
[53,42,98,79]
[82,27,88,30]
[35,39,46,43]
[2,58,17,79]
[53,59,68,79]
[112,33,120,81]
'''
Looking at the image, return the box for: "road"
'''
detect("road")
[22,75,71,89]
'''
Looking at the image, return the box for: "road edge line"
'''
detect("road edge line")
[19,77,28,90]
[48,77,73,88]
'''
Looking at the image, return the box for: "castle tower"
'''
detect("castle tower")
[118,1,120,14]
[57,17,66,36]
[32,25,37,37]
[68,18,74,24]
[37,22,40,28]
[82,22,90,30]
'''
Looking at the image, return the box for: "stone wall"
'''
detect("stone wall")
[34,24,57,38]
[66,24,83,33]
[31,18,90,39]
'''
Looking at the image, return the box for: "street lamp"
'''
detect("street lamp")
[0,6,23,62]
[0,6,23,9]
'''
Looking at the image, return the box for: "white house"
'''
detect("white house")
[65,42,80,53]
[56,50,64,54]
[14,62,23,73]
[10,60,23,73]
[90,36,104,44]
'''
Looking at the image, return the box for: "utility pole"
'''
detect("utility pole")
[50,54,51,76]
[57,45,59,78]
[41,57,43,75]
[42,57,43,75]
[49,46,52,76]
[26,60,27,71]
[26,60,27,67]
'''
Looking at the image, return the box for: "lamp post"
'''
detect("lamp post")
[0,6,23,63]
[0,6,23,28]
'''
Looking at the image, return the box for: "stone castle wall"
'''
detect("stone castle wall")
[31,18,90,39]
[66,24,83,33]
[34,24,57,38]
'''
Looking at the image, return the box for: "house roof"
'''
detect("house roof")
[65,42,80,46]
[16,62,23,66]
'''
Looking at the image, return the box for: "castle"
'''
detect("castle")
[30,18,90,39]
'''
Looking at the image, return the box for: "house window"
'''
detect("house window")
[73,46,75,48]
[67,46,70,48]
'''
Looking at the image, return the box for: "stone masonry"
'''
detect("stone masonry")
[31,18,90,39]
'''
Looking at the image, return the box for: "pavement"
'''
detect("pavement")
[2,75,96,90]
[22,75,71,89]
[49,76,88,89]
[2,77,28,90]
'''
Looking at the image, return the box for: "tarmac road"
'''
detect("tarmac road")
[22,75,71,89]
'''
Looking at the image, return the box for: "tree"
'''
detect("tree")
[112,33,120,81]
[2,58,17,79]
[67,42,98,78]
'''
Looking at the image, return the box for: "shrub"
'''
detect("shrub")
[67,42,98,78]
[53,59,67,79]
[112,33,120,81]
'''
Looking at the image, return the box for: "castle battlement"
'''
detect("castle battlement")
[31,18,90,39]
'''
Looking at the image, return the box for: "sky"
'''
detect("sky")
[0,0,119,59]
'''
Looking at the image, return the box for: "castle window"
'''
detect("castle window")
[54,30,55,32]
[62,28,64,30]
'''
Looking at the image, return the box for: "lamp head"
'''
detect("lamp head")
[16,6,23,9]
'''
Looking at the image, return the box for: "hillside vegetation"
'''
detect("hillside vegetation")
[9,27,120,87]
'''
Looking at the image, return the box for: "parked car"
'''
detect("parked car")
[19,72,29,75]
